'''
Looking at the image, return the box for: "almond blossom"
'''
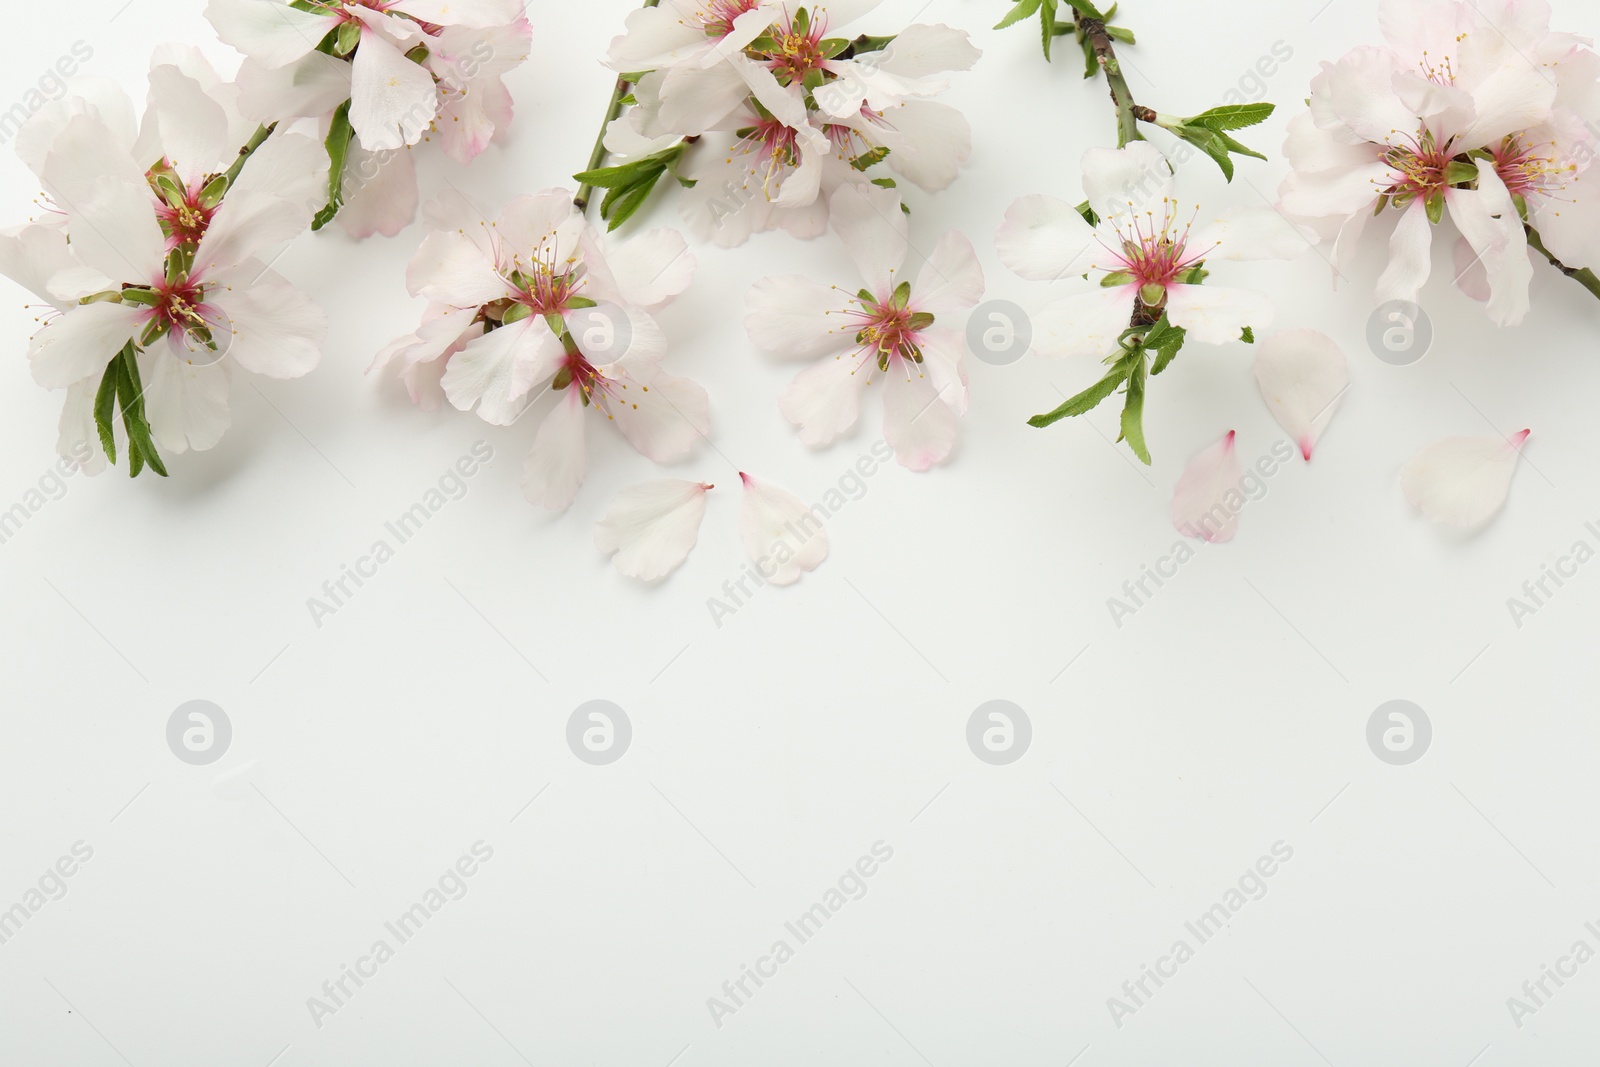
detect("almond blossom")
[0,57,327,476]
[208,0,531,237]
[1278,0,1600,323]
[744,183,983,471]
[997,142,1300,360]
[374,190,709,512]
[592,3,977,240]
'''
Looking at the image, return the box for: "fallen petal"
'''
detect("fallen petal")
[1402,430,1530,531]
[594,479,711,582]
[738,472,829,586]
[1253,329,1349,461]
[1172,431,1245,543]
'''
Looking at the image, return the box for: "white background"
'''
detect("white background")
[3,0,1600,1063]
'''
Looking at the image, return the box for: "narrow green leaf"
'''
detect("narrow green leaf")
[603,176,661,230]
[1027,356,1135,427]
[1120,356,1151,464]
[93,361,119,465]
[311,100,353,231]
[1039,0,1057,60]
[994,0,1043,30]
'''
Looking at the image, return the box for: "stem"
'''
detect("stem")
[573,0,661,214]
[1525,223,1600,302]
[1077,15,1150,147]
[222,123,278,188]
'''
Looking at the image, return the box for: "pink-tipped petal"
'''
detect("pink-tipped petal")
[738,472,829,586]
[594,479,711,582]
[1253,329,1349,462]
[1401,431,1529,531]
[1171,431,1246,543]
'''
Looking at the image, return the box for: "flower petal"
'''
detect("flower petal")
[601,228,696,311]
[207,267,326,379]
[829,182,909,289]
[995,195,1103,281]
[882,355,959,471]
[915,230,984,316]
[337,143,420,239]
[604,362,710,462]
[407,229,512,306]
[1190,206,1316,262]
[1172,430,1245,543]
[779,352,871,446]
[744,275,851,360]
[738,472,829,586]
[1253,329,1349,461]
[1031,287,1137,360]
[1375,200,1435,305]
[146,65,231,184]
[388,0,523,27]
[1082,142,1173,223]
[204,0,328,69]
[594,479,711,582]
[522,387,588,512]
[1164,284,1273,346]
[138,349,232,454]
[440,317,562,425]
[29,302,143,389]
[1401,430,1529,531]
[348,25,439,151]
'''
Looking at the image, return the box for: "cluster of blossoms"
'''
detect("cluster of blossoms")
[1279,0,1600,323]
[374,188,710,512]
[591,0,980,243]
[206,0,532,237]
[0,50,329,476]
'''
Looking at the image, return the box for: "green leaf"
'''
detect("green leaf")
[93,361,119,465]
[1185,103,1276,132]
[1119,356,1150,464]
[906,311,936,330]
[1059,0,1106,16]
[994,0,1043,30]
[1214,129,1266,161]
[1039,0,1057,60]
[602,176,661,231]
[311,100,354,231]
[1106,24,1135,44]
[1027,354,1136,428]
[1425,190,1445,224]
[1240,325,1255,344]
[111,345,167,478]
